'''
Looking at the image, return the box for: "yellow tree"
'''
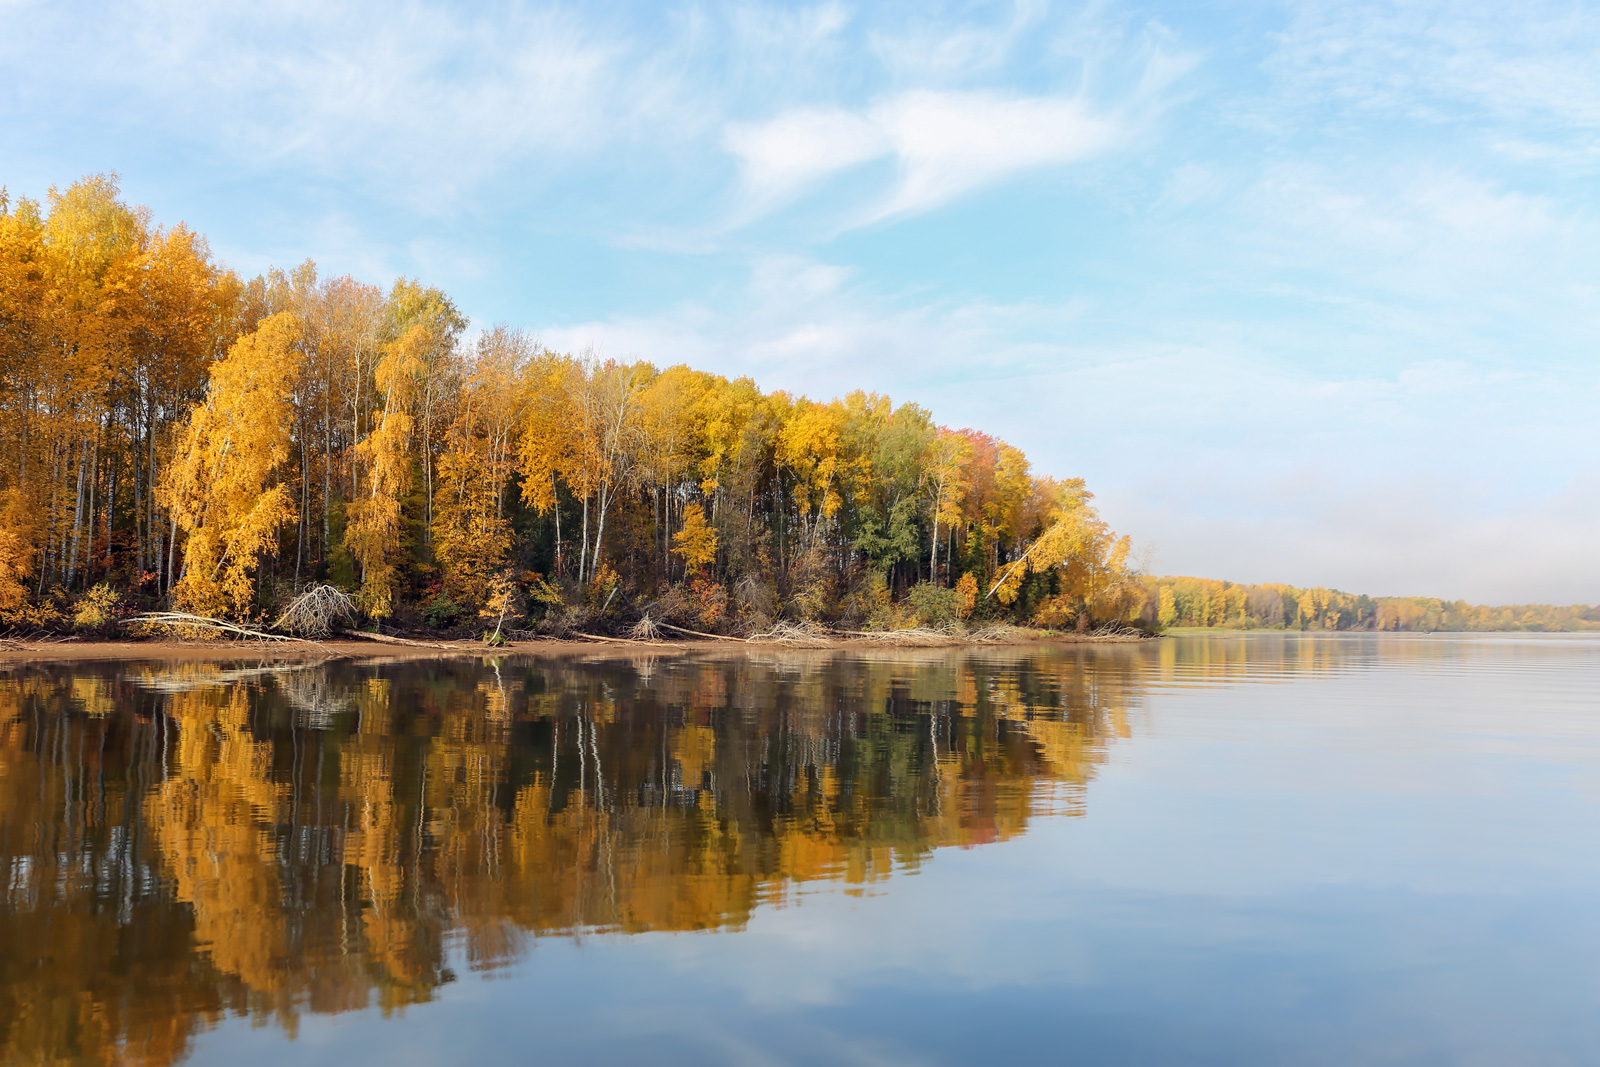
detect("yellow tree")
[634,365,711,580]
[347,320,425,617]
[0,491,33,612]
[161,313,304,617]
[382,279,465,544]
[577,358,648,583]
[518,350,581,576]
[106,221,238,587]
[988,478,1135,629]
[0,195,47,596]
[434,326,529,601]
[692,375,769,571]
[672,502,718,576]
[40,175,145,591]
[776,397,853,548]
[925,429,971,584]
[1158,585,1178,628]
[990,442,1032,548]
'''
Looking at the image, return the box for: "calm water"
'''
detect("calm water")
[3,634,1599,1065]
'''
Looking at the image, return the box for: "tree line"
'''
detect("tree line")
[1137,576,1600,632]
[0,175,1138,636]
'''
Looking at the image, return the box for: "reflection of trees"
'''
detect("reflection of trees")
[0,648,1140,1065]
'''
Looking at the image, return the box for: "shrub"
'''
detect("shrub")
[423,591,465,630]
[687,578,729,630]
[732,575,777,632]
[906,582,960,626]
[73,583,123,633]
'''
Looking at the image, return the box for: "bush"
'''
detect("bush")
[1031,594,1077,629]
[837,571,890,629]
[732,575,777,632]
[906,582,960,626]
[687,578,729,630]
[784,547,836,622]
[72,583,123,634]
[423,591,465,630]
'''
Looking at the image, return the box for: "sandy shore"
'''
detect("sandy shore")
[0,630,1139,667]
[0,636,677,667]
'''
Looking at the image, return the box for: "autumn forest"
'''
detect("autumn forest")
[1,175,1593,638]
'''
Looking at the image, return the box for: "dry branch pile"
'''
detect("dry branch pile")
[628,615,664,641]
[274,585,359,637]
[744,620,833,646]
[966,624,1034,643]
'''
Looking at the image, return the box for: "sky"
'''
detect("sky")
[3,0,1597,603]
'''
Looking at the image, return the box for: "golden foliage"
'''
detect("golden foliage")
[433,327,528,601]
[955,572,978,620]
[0,491,35,612]
[162,313,304,617]
[672,501,718,574]
[346,320,425,617]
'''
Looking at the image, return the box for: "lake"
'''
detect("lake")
[2,633,1598,1065]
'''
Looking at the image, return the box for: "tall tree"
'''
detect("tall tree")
[161,313,304,617]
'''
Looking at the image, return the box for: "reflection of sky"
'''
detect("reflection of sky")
[5,2,1598,602]
[190,635,1600,1064]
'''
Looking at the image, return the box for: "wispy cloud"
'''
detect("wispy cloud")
[867,0,1048,81]
[868,90,1122,221]
[723,108,889,214]
[1270,0,1600,130]
[3,1,692,208]
[726,90,1123,226]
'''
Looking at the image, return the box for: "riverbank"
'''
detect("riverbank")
[0,628,1146,667]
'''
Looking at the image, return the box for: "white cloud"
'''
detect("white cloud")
[869,90,1121,220]
[725,90,1123,225]
[723,109,888,211]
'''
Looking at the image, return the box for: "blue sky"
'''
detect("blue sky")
[4,0,1597,602]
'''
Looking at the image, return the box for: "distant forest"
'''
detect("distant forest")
[1,175,1594,638]
[1139,577,1600,633]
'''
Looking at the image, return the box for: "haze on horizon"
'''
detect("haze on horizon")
[3,0,1595,605]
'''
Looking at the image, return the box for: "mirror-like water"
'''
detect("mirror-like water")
[2,634,1598,1065]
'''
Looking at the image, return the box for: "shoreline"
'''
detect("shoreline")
[0,630,1146,667]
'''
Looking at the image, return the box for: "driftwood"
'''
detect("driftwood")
[656,622,743,642]
[332,629,459,650]
[837,626,961,645]
[569,632,676,648]
[967,624,1034,643]
[132,612,322,645]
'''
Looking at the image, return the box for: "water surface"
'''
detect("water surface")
[3,634,1599,1064]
